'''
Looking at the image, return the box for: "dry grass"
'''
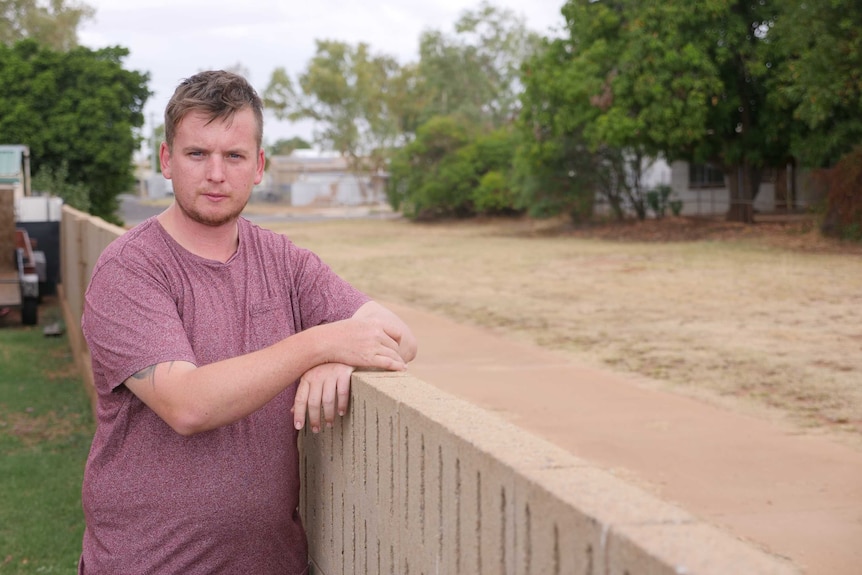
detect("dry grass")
[267,213,862,446]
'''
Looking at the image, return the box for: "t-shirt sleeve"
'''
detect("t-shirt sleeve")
[83,254,197,393]
[287,241,370,330]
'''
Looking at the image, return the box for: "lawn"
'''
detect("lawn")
[0,304,93,574]
[264,213,862,447]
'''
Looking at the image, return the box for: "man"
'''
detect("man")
[79,70,417,574]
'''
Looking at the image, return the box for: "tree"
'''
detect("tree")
[415,1,541,131]
[388,115,477,218]
[515,33,602,222]
[31,159,89,211]
[264,40,413,195]
[388,115,522,218]
[383,2,545,219]
[0,39,150,223]
[0,0,94,51]
[525,0,800,224]
[765,0,862,237]
[767,0,862,168]
[469,126,521,214]
[268,137,312,157]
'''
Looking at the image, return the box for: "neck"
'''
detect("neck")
[157,204,239,263]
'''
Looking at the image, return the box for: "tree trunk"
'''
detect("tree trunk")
[775,165,788,211]
[725,162,761,223]
[789,159,797,210]
[774,159,797,211]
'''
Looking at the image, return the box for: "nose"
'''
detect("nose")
[206,156,226,182]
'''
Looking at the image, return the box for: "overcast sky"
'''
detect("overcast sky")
[78,0,566,145]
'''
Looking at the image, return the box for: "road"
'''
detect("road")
[120,194,394,227]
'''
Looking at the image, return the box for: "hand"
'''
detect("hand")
[325,316,408,371]
[293,363,355,433]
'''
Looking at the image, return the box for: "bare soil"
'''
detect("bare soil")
[265,212,862,449]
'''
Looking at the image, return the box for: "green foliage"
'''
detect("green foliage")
[0,39,150,224]
[31,160,89,212]
[473,170,513,213]
[268,136,312,157]
[470,128,520,213]
[525,0,807,224]
[514,35,601,222]
[0,316,94,573]
[767,0,862,167]
[0,0,94,51]
[257,0,861,226]
[387,116,475,217]
[416,1,542,131]
[387,116,521,218]
[264,40,411,181]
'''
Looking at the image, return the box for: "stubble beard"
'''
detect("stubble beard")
[176,189,248,227]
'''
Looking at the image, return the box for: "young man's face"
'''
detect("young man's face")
[160,108,264,227]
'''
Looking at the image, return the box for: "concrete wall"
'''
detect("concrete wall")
[59,205,798,575]
[302,371,797,575]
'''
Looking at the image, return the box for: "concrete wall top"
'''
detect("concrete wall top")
[302,371,799,575]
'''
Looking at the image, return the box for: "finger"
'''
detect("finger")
[321,373,337,428]
[306,378,324,433]
[378,332,401,352]
[373,353,408,372]
[293,379,309,430]
[373,342,406,364]
[336,371,352,417]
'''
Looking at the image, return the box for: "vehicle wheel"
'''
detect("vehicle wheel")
[22,298,38,325]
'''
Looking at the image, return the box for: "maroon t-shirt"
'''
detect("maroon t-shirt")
[79,217,369,575]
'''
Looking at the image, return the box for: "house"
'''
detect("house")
[267,150,387,207]
[668,161,822,216]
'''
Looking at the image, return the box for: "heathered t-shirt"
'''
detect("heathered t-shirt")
[79,216,369,575]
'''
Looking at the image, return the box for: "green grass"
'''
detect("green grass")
[0,312,94,574]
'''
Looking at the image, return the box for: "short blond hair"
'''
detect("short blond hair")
[164,70,264,150]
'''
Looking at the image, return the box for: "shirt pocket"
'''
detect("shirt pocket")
[250,297,295,349]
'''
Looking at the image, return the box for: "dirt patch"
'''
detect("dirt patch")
[0,408,85,448]
[519,213,862,254]
[271,212,862,448]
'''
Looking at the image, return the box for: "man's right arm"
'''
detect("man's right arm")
[124,315,408,436]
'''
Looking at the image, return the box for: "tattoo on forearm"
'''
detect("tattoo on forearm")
[131,362,175,388]
[132,365,156,388]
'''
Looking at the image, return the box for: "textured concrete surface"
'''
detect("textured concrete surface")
[303,372,797,575]
[386,302,862,575]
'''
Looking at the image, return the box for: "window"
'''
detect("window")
[688,163,725,188]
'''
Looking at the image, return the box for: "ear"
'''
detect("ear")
[159,142,172,179]
[254,148,265,185]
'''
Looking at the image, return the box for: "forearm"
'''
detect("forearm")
[132,327,329,435]
[127,316,406,435]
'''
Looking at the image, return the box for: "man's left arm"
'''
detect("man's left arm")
[293,300,417,432]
